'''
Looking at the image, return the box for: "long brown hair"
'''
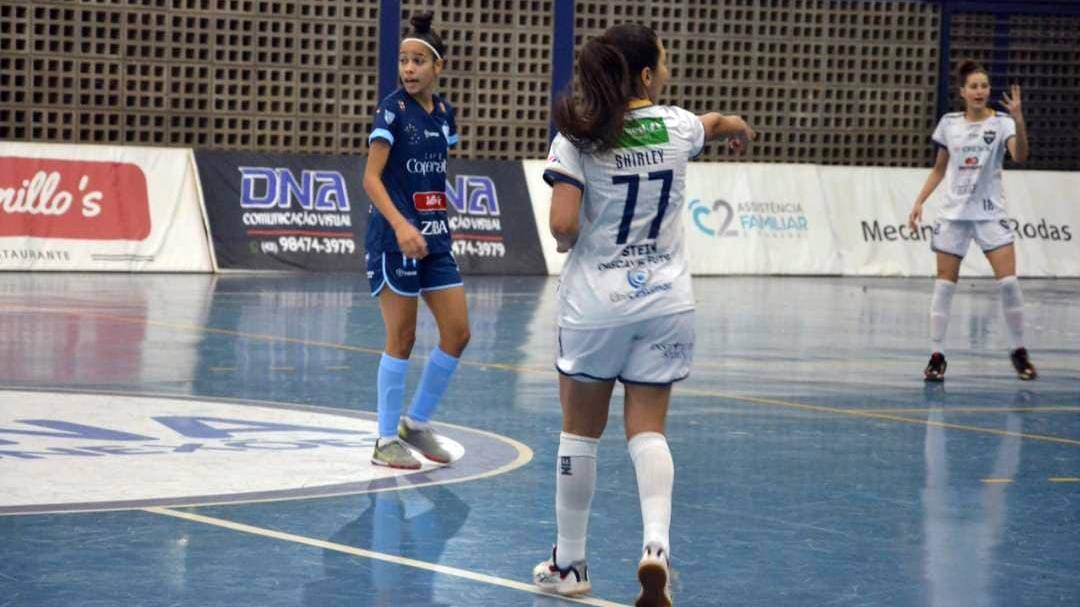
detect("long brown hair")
[552,23,660,152]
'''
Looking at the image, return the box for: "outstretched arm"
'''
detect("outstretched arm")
[698,113,756,153]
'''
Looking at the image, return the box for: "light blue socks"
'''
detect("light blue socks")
[377,353,409,439]
[407,347,460,423]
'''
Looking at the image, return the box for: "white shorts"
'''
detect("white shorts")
[931,219,1014,259]
[556,312,694,385]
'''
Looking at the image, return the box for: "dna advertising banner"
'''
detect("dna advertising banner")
[195,150,367,271]
[0,142,212,272]
[445,159,547,275]
[823,167,1080,277]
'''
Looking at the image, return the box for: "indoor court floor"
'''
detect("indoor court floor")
[1,273,1077,606]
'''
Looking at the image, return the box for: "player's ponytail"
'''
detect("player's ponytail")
[553,23,660,152]
[956,59,987,88]
[403,11,447,61]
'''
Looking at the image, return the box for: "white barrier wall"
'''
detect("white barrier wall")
[0,142,213,272]
[525,160,1080,277]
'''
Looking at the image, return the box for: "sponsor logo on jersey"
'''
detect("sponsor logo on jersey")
[617,117,669,148]
[413,191,448,212]
[405,158,447,176]
[964,156,979,166]
[627,268,651,289]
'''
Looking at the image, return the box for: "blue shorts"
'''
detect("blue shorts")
[366,251,463,297]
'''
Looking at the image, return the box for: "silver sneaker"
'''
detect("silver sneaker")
[371,437,421,470]
[635,543,672,607]
[398,420,451,464]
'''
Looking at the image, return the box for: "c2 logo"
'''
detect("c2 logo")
[688,199,737,237]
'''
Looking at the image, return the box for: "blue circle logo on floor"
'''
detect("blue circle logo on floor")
[0,389,531,515]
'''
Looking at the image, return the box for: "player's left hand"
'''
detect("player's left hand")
[1001,84,1022,117]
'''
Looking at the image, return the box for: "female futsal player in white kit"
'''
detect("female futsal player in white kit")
[908,59,1036,381]
[530,22,754,607]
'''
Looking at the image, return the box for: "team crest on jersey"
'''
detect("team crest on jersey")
[413,191,448,212]
[398,100,407,111]
[384,109,396,125]
[983,129,996,144]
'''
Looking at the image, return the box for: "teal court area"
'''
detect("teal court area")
[1,273,1077,606]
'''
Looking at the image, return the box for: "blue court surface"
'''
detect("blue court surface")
[1,273,1077,607]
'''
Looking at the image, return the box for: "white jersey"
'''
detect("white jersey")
[544,105,705,329]
[932,111,1017,221]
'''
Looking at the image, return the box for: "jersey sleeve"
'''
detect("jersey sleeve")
[671,106,706,159]
[1000,114,1017,144]
[931,116,948,149]
[368,99,400,147]
[543,133,585,191]
[445,99,460,147]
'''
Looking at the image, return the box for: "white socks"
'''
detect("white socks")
[998,276,1025,350]
[628,431,674,557]
[555,432,598,567]
[929,279,957,354]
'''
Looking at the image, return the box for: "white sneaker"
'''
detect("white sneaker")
[532,546,591,596]
[635,543,672,607]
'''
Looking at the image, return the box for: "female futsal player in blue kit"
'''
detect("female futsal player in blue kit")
[531,23,754,607]
[362,12,470,470]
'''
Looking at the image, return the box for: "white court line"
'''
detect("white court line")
[146,507,629,607]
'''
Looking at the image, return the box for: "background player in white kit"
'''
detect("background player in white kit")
[530,23,754,607]
[908,60,1035,382]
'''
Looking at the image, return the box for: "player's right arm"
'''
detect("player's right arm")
[363,140,428,259]
[908,148,949,231]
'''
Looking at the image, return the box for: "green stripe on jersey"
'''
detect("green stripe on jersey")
[617,117,669,148]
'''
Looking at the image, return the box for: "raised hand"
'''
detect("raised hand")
[1001,84,1023,117]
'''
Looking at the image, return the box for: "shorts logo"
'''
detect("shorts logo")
[560,456,572,476]
[413,191,447,212]
[983,130,996,144]
[627,268,651,289]
[650,342,693,360]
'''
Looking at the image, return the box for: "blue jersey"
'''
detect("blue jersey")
[366,88,459,255]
